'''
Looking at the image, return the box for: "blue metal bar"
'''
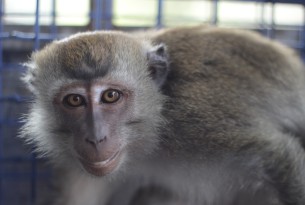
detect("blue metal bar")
[302,5,305,51]
[1,12,55,16]
[31,151,37,204]
[211,0,218,25]
[0,172,50,180]
[0,157,47,162]
[156,0,163,28]
[0,119,22,126]
[0,95,30,102]
[0,0,2,68]
[0,31,59,40]
[269,1,275,38]
[50,0,57,38]
[0,0,3,204]
[34,0,40,50]
[0,63,25,69]
[94,0,102,30]
[259,1,266,35]
[1,172,51,179]
[105,0,113,29]
[260,1,272,37]
[263,0,275,38]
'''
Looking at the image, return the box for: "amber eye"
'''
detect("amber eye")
[101,89,121,104]
[63,94,86,107]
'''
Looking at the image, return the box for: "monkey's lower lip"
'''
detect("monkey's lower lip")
[79,150,121,176]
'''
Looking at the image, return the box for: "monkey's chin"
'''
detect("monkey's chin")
[79,150,121,177]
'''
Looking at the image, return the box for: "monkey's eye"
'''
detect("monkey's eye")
[63,94,86,107]
[101,89,121,104]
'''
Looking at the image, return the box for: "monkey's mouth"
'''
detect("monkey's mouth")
[79,150,121,176]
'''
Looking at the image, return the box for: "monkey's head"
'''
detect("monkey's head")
[21,31,168,177]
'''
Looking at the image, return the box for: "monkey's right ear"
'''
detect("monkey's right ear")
[147,44,169,87]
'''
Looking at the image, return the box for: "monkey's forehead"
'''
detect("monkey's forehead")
[31,31,150,79]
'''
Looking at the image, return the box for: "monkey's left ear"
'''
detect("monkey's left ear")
[147,44,169,87]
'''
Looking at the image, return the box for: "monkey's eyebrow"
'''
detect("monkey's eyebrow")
[52,86,87,102]
[57,83,87,93]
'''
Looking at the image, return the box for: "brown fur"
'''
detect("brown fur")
[21,26,305,205]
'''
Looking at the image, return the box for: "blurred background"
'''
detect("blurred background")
[0,0,305,204]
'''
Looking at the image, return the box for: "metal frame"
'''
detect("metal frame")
[0,0,304,204]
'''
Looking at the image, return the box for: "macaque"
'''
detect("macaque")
[21,26,305,205]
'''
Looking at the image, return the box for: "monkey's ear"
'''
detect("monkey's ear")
[147,44,169,87]
[21,61,39,95]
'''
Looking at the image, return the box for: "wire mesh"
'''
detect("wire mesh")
[0,0,304,204]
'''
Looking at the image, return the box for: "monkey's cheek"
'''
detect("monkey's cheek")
[79,150,121,177]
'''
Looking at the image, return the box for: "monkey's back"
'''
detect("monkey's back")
[153,26,305,154]
[20,25,305,205]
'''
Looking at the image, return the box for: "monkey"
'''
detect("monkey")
[20,25,305,205]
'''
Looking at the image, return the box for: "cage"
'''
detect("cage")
[0,0,305,204]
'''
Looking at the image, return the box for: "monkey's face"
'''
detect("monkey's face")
[21,32,168,177]
[53,82,133,176]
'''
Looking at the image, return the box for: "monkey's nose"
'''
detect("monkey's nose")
[85,136,107,146]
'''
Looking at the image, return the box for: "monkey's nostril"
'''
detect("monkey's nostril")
[98,136,107,144]
[85,138,96,146]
